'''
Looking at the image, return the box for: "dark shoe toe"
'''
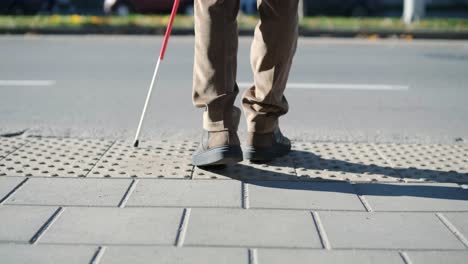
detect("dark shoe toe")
[192,145,243,166]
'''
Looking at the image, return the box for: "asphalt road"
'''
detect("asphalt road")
[1,35,468,144]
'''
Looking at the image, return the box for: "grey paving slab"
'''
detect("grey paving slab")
[444,213,468,242]
[0,177,24,200]
[126,179,242,208]
[185,208,321,248]
[193,163,248,180]
[375,144,468,183]
[88,140,194,178]
[355,183,468,211]
[406,251,468,264]
[0,244,96,264]
[248,181,365,210]
[292,143,401,182]
[0,138,113,177]
[5,178,132,206]
[40,207,183,245]
[0,206,57,242]
[258,249,404,264]
[0,137,27,162]
[101,246,249,264]
[245,156,297,179]
[193,156,296,181]
[319,212,466,250]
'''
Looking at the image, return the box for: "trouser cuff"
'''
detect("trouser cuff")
[203,106,241,132]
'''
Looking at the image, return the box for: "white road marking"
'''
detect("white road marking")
[0,80,56,86]
[238,82,409,91]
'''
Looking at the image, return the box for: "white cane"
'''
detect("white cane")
[133,0,181,147]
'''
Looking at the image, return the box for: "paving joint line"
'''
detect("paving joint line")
[248,248,258,264]
[399,251,413,264]
[242,182,250,209]
[371,143,409,182]
[311,211,331,250]
[2,175,467,184]
[9,177,458,183]
[90,246,107,264]
[435,212,468,248]
[189,165,195,180]
[84,140,116,177]
[3,240,468,251]
[175,208,191,247]
[351,183,373,212]
[0,177,29,205]
[0,137,29,162]
[357,194,373,212]
[29,206,64,244]
[4,203,468,213]
[370,143,392,165]
[117,179,139,208]
[289,155,299,177]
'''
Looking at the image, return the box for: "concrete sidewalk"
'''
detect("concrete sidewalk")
[0,136,467,264]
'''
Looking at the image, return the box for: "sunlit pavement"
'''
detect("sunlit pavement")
[0,136,467,263]
[2,34,468,263]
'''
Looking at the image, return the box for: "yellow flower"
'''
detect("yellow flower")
[69,15,82,25]
[51,15,60,21]
[161,15,169,26]
[50,15,61,24]
[90,16,104,25]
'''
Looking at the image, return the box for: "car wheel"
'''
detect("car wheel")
[115,3,130,16]
[351,5,368,17]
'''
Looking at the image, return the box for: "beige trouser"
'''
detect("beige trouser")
[192,0,299,133]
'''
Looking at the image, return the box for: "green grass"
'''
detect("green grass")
[300,17,468,31]
[0,15,194,29]
[0,15,467,32]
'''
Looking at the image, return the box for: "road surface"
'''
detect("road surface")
[1,35,467,143]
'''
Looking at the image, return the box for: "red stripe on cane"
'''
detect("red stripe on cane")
[159,0,181,60]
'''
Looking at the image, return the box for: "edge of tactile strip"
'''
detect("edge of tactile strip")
[1,138,114,177]
[373,143,468,183]
[88,140,195,178]
[292,142,401,183]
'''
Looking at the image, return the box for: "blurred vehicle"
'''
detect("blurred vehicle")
[54,0,105,15]
[103,0,194,16]
[305,0,383,17]
[239,0,382,17]
[0,0,50,15]
[240,0,256,14]
[382,0,468,18]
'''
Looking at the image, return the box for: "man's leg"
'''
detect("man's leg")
[242,0,299,161]
[192,0,242,166]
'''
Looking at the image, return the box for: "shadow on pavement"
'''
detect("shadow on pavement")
[200,150,468,201]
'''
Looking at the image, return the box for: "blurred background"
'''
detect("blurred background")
[0,0,467,18]
[1,1,467,143]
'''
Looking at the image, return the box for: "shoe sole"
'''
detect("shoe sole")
[192,145,243,167]
[243,144,291,162]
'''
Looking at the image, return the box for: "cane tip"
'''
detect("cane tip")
[133,140,139,148]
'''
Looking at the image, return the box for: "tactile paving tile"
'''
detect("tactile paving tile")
[0,137,28,161]
[193,156,297,181]
[291,142,401,182]
[374,143,468,183]
[88,140,195,178]
[0,138,113,177]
